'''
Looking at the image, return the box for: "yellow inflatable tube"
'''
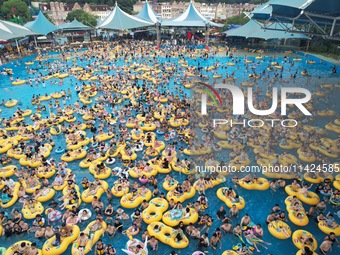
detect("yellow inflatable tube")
[36,187,55,202]
[58,73,69,79]
[120,189,152,209]
[61,149,87,162]
[288,209,309,227]
[268,220,292,239]
[318,220,340,236]
[52,169,71,191]
[67,138,91,151]
[6,148,26,160]
[50,92,63,99]
[193,177,225,191]
[4,100,18,107]
[0,165,17,178]
[0,140,16,154]
[183,147,211,156]
[147,222,189,249]
[216,187,245,210]
[292,230,317,251]
[303,173,323,184]
[121,150,137,161]
[88,162,112,179]
[22,201,44,220]
[298,191,320,206]
[166,186,196,203]
[162,208,198,227]
[42,225,80,255]
[95,133,114,142]
[20,179,41,194]
[296,250,318,255]
[222,251,238,255]
[238,178,270,190]
[81,180,109,203]
[285,186,320,205]
[129,166,158,178]
[12,80,26,85]
[63,185,81,209]
[5,241,42,255]
[72,220,107,254]
[163,180,179,191]
[50,125,62,135]
[171,162,193,175]
[111,184,129,197]
[142,198,169,224]
[0,182,20,208]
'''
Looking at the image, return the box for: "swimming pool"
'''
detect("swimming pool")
[0,47,339,255]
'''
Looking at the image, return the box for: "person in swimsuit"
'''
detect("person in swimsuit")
[148,236,158,251]
[27,242,39,255]
[233,224,242,237]
[106,223,117,237]
[15,242,29,255]
[324,232,340,248]
[76,232,89,255]
[44,225,55,239]
[88,219,103,242]
[105,244,116,255]
[319,239,333,254]
[240,214,251,227]
[253,224,263,237]
[104,204,115,220]
[229,204,239,218]
[95,239,106,255]
[210,232,222,250]
[35,226,45,239]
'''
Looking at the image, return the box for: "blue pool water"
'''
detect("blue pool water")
[0,49,339,255]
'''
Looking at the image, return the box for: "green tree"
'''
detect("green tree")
[222,13,249,31]
[0,0,31,23]
[117,0,137,14]
[66,9,98,27]
[227,13,248,25]
[43,12,55,24]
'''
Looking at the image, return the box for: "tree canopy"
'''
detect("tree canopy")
[222,13,249,31]
[66,9,98,27]
[46,0,137,14]
[0,0,31,23]
[116,0,137,14]
[226,13,248,25]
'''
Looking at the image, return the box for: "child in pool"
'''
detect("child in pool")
[300,183,313,197]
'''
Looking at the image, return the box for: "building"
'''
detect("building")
[151,2,173,19]
[199,3,218,21]
[216,3,260,20]
[34,1,260,26]
[133,1,260,21]
[33,2,113,25]
[170,1,187,18]
[83,3,113,21]
[133,1,144,14]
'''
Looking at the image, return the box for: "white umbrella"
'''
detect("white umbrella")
[0,19,38,55]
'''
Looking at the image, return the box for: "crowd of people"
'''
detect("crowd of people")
[0,39,339,255]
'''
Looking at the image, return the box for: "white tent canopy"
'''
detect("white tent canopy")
[224,20,310,40]
[0,20,37,40]
[161,2,223,27]
[135,0,159,23]
[98,3,154,30]
[24,11,59,35]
